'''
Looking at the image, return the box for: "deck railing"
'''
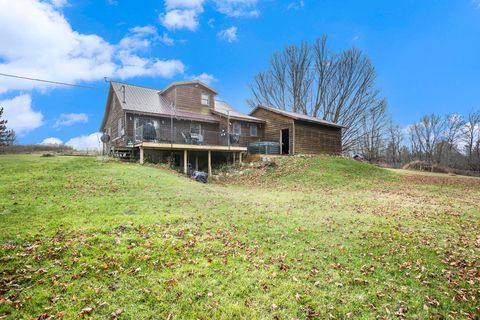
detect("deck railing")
[134,125,250,147]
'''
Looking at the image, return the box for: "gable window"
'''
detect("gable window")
[190,122,201,134]
[117,118,123,137]
[250,124,257,137]
[232,122,241,135]
[201,94,209,106]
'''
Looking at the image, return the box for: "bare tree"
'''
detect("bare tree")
[385,120,403,167]
[248,35,387,152]
[462,110,480,171]
[358,102,387,161]
[438,114,464,166]
[408,114,444,163]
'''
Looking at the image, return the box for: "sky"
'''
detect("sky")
[0,0,479,149]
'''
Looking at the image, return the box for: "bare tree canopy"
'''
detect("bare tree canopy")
[248,35,387,152]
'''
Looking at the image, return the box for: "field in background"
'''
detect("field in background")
[0,155,479,319]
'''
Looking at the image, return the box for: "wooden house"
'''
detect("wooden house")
[100,80,343,175]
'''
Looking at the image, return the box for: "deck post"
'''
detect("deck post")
[233,152,236,165]
[139,147,144,164]
[183,149,188,174]
[207,150,212,177]
[195,153,199,171]
[239,152,242,164]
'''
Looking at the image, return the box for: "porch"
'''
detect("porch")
[136,141,246,176]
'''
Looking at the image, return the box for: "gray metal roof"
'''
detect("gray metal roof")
[250,105,344,128]
[110,81,219,122]
[213,100,265,123]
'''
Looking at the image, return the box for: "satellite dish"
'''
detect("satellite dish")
[101,134,110,143]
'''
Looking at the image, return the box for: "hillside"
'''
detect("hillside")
[0,155,479,319]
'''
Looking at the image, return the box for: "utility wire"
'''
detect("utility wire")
[0,72,97,89]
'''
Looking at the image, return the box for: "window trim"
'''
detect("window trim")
[201,94,209,106]
[249,123,257,137]
[232,122,241,135]
[117,118,123,137]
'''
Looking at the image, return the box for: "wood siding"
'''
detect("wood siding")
[294,120,342,155]
[102,93,125,147]
[250,108,294,154]
[162,84,215,115]
[250,108,342,155]
[217,117,264,146]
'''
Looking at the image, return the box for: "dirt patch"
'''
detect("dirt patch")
[402,174,480,188]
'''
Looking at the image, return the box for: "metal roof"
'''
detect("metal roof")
[249,105,345,128]
[109,82,245,123]
[213,100,265,123]
[158,80,218,95]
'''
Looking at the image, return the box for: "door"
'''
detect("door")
[281,129,289,154]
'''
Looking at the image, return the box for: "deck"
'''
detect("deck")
[135,141,247,152]
[135,142,246,176]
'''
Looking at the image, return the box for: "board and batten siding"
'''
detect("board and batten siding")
[103,93,126,147]
[250,108,294,154]
[294,120,342,155]
[162,84,215,115]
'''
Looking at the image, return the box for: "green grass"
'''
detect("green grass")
[0,154,479,319]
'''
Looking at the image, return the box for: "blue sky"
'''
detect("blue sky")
[0,0,479,149]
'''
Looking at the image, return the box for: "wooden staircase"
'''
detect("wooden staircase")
[112,147,135,161]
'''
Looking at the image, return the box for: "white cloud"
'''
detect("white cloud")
[217,26,238,43]
[160,9,201,31]
[0,0,184,93]
[41,137,63,145]
[115,53,184,79]
[0,94,43,135]
[165,0,204,10]
[187,73,216,85]
[160,32,175,45]
[49,0,68,8]
[214,0,259,17]
[66,132,102,151]
[53,113,88,128]
[287,1,304,10]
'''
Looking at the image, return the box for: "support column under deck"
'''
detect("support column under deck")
[139,147,144,164]
[208,150,212,177]
[183,149,188,174]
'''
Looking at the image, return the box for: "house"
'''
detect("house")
[100,80,343,175]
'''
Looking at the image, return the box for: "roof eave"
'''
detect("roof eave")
[123,109,220,123]
[159,80,218,95]
[211,110,266,123]
[250,105,345,128]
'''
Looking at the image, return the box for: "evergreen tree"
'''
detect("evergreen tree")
[0,107,15,146]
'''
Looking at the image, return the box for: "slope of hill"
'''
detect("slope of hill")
[0,155,478,319]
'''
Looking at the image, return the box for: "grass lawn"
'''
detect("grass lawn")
[0,154,479,319]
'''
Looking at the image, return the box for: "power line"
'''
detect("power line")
[0,72,97,89]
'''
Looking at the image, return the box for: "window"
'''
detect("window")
[190,123,201,134]
[134,117,159,141]
[117,118,123,137]
[201,94,209,106]
[250,124,257,137]
[233,122,241,135]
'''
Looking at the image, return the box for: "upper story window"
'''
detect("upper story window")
[201,94,209,106]
[250,124,257,137]
[232,122,241,135]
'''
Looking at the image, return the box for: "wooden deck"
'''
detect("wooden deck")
[135,142,246,176]
[135,142,247,152]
